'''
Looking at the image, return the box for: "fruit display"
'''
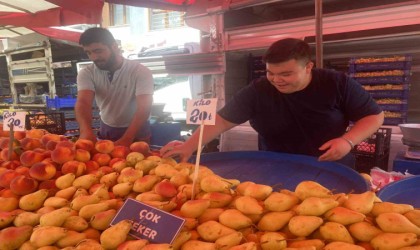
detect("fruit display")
[355,141,376,154]
[363,84,404,91]
[353,70,406,78]
[0,129,419,250]
[375,98,405,105]
[353,56,409,64]
[383,111,404,118]
[349,54,411,126]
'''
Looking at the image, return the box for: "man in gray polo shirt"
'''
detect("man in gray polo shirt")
[75,27,154,147]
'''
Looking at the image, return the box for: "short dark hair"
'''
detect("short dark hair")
[79,27,116,47]
[263,38,311,64]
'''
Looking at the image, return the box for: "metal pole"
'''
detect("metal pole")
[315,0,323,68]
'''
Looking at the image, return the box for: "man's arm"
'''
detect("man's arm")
[342,112,385,145]
[318,112,384,161]
[75,90,96,142]
[160,114,238,162]
[114,94,153,147]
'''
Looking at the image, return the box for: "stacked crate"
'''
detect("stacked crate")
[249,55,265,82]
[350,127,392,173]
[62,108,100,137]
[349,55,412,125]
[1,55,13,105]
[348,55,412,172]
[45,96,100,137]
[52,61,78,98]
[25,112,66,135]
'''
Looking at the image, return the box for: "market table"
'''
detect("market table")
[392,150,420,175]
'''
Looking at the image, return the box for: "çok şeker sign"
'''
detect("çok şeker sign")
[110,198,185,244]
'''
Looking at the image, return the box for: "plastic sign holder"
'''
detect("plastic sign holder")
[186,98,217,199]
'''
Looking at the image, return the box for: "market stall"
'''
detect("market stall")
[0,130,418,249]
[0,1,419,249]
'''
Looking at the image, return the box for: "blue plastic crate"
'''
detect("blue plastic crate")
[63,110,76,119]
[353,76,410,84]
[392,151,420,175]
[378,103,408,112]
[383,117,407,125]
[92,109,100,118]
[46,97,77,109]
[369,89,409,99]
[2,97,13,104]
[61,85,77,97]
[350,70,411,78]
[65,130,80,137]
[92,119,101,129]
[65,120,79,130]
[46,97,55,108]
[349,61,412,72]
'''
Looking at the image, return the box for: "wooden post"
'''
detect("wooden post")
[315,0,323,69]
[8,124,14,161]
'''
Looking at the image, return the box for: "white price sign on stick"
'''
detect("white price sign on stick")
[186,98,218,199]
[186,98,217,125]
[3,111,26,131]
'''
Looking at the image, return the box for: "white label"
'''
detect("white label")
[186,98,217,125]
[3,111,26,131]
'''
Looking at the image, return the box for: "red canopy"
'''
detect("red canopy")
[0,0,103,43]
[104,0,195,11]
[0,0,195,43]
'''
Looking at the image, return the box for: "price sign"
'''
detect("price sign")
[111,198,185,244]
[186,98,217,125]
[3,111,26,131]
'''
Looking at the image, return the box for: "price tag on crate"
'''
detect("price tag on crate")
[3,111,26,131]
[186,98,217,125]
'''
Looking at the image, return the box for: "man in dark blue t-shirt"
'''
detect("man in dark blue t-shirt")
[161,38,384,166]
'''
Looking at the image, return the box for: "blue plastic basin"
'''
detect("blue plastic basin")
[377,175,420,208]
[193,151,369,194]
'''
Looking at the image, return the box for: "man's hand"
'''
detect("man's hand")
[79,130,97,144]
[160,140,193,162]
[318,137,352,161]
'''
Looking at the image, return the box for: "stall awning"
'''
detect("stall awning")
[0,0,196,43]
[104,0,195,11]
[0,0,103,43]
